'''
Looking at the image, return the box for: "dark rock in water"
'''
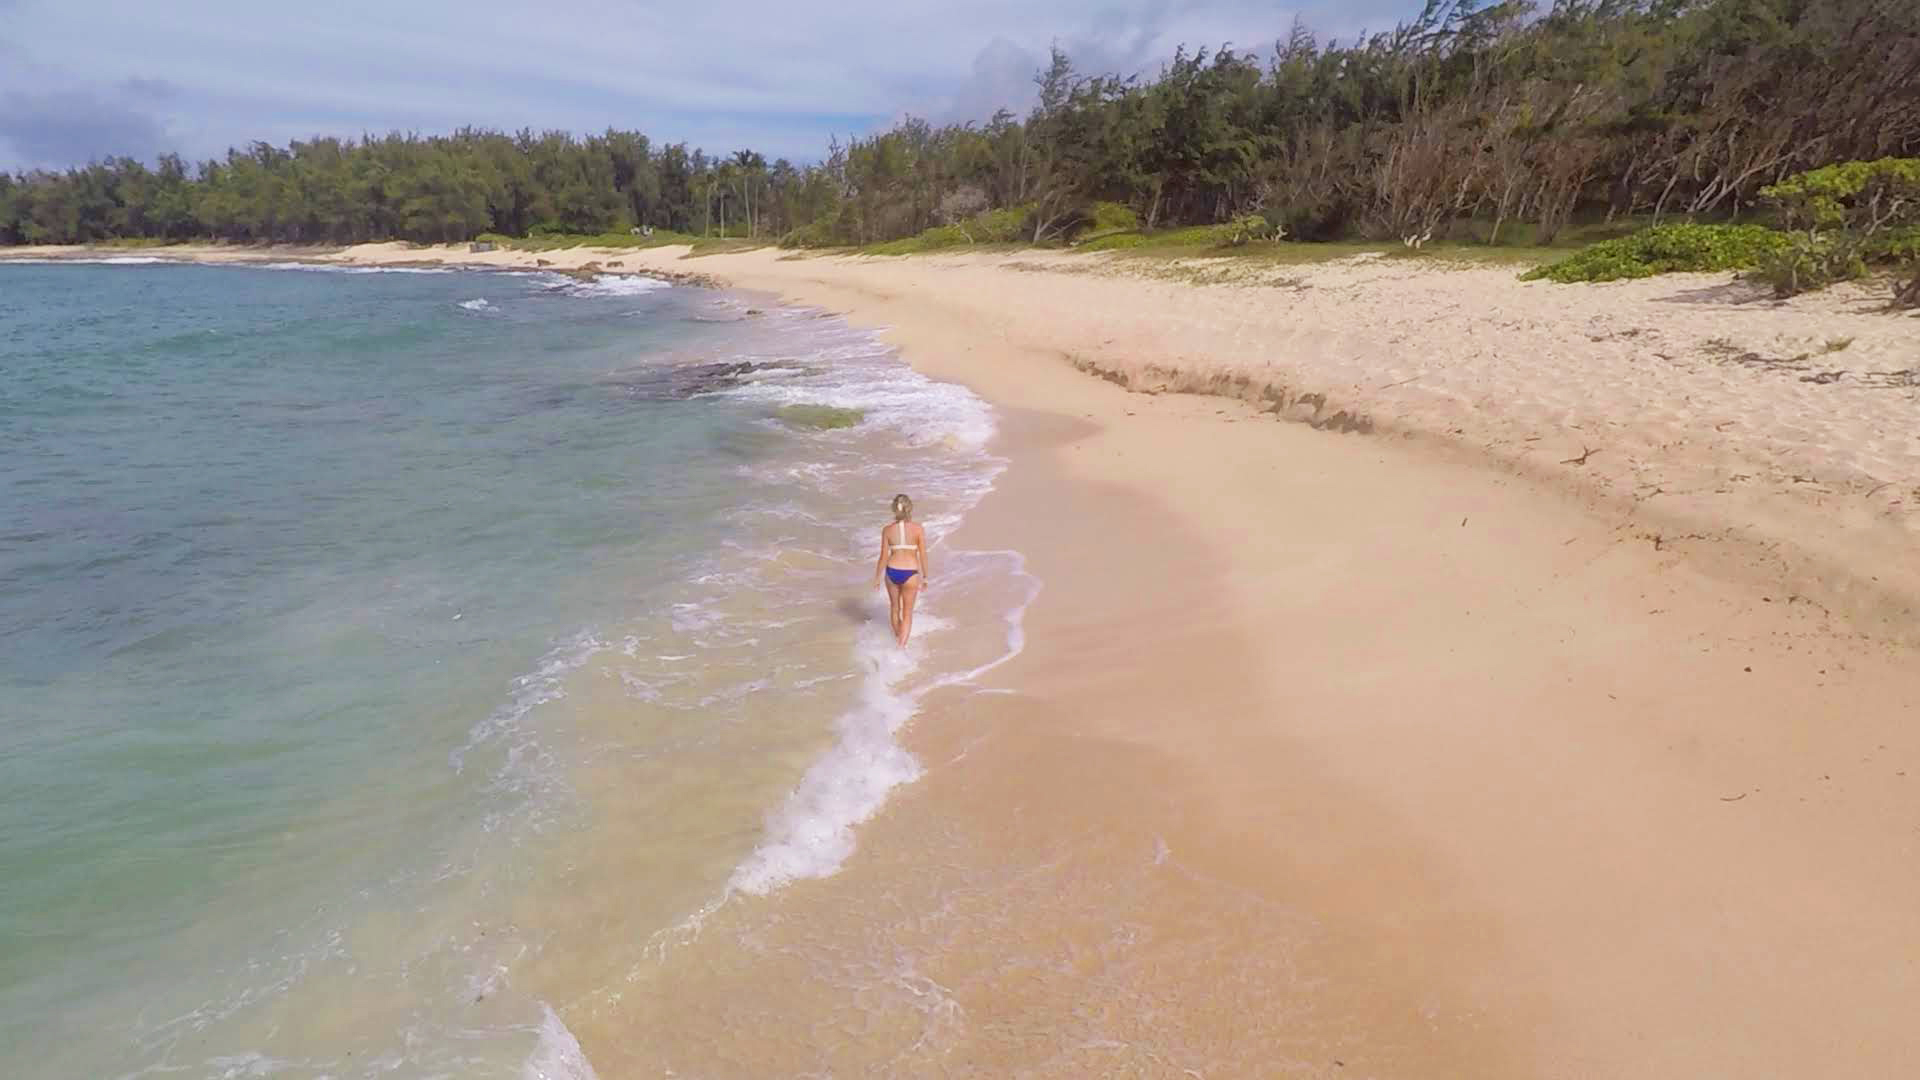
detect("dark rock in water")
[599,360,769,401]
[675,361,760,395]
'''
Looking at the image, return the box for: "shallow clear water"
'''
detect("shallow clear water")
[0,261,1026,1077]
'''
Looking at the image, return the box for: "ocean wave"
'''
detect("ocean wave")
[0,255,175,266]
[522,1005,600,1080]
[545,273,671,298]
[452,630,610,833]
[459,298,493,312]
[727,549,1038,895]
[709,344,997,452]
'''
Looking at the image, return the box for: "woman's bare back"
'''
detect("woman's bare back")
[882,520,925,571]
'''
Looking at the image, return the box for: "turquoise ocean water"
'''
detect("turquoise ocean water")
[0,259,1032,1077]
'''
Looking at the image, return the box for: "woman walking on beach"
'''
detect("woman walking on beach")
[873,494,929,647]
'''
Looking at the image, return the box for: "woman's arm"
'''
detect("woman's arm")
[919,526,931,586]
[873,531,888,587]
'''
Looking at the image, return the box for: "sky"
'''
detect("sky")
[0,0,1417,172]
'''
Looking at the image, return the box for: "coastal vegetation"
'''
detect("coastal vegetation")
[2,0,1916,303]
[1519,224,1789,283]
[1526,157,1920,303]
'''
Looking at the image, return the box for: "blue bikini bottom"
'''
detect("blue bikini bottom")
[886,567,918,586]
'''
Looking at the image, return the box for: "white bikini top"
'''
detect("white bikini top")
[892,521,919,552]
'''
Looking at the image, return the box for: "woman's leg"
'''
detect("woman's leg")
[897,578,922,646]
[884,577,904,639]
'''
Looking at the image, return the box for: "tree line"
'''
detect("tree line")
[2,0,1915,250]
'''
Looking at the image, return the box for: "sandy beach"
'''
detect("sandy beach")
[10,241,1920,1075]
[597,244,1919,1078]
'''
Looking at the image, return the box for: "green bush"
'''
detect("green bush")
[1754,159,1920,297]
[1089,201,1139,232]
[1866,225,1920,262]
[1520,223,1789,283]
[1752,231,1868,297]
[1075,231,1150,252]
[1068,200,1140,242]
[967,205,1032,243]
[1222,213,1278,246]
[855,205,1033,254]
[1761,158,1920,232]
[863,225,971,255]
[1075,216,1279,253]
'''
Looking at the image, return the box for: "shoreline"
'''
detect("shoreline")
[9,239,1913,636]
[586,247,1919,1074]
[13,242,1920,1073]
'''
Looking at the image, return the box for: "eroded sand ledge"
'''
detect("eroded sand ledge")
[12,242,1918,1075]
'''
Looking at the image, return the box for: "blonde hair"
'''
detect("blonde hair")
[890,494,914,521]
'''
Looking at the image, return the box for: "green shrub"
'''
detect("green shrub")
[1222,213,1278,246]
[1075,231,1150,252]
[1753,160,1920,297]
[1089,201,1139,232]
[967,205,1032,243]
[1864,225,1920,262]
[1761,158,1920,232]
[1751,231,1868,297]
[1068,200,1140,242]
[855,205,1032,254]
[863,225,971,255]
[1074,216,1280,253]
[1520,223,1789,283]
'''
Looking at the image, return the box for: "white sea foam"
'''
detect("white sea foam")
[726,548,1038,895]
[727,614,923,894]
[0,255,175,265]
[707,327,997,452]
[549,274,671,298]
[460,298,493,311]
[521,1005,600,1080]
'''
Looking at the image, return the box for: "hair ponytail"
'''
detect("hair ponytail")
[891,494,913,521]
